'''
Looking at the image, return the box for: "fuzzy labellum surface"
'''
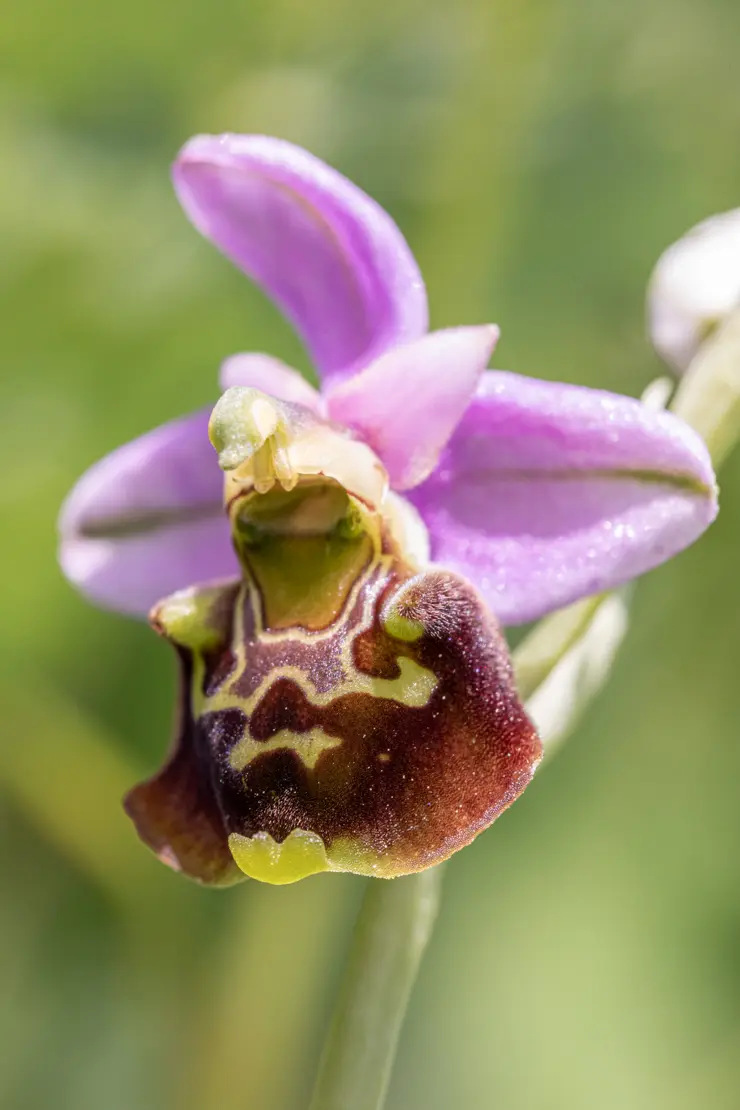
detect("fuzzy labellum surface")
[124,390,541,884]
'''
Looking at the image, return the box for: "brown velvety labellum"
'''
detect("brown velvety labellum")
[125,552,541,883]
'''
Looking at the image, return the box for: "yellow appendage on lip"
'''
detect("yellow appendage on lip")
[227,829,399,882]
[228,829,331,883]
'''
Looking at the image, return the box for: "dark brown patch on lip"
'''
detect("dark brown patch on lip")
[247,678,321,739]
[350,620,404,679]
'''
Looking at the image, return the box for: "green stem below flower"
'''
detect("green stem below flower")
[671,306,740,467]
[308,867,444,1110]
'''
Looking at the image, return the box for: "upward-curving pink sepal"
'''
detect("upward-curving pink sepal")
[173,134,429,387]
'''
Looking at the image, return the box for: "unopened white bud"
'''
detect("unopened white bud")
[648,207,740,373]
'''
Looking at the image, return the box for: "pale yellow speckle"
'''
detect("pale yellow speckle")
[230,727,342,772]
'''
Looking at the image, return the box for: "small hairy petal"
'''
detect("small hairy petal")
[325,326,498,490]
[408,372,718,625]
[173,134,428,386]
[58,411,238,616]
[219,352,324,414]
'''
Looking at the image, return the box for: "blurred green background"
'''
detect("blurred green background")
[3,0,740,1107]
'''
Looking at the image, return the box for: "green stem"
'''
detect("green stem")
[308,866,444,1110]
[671,306,740,466]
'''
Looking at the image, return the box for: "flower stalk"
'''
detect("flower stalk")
[671,307,740,466]
[308,867,444,1110]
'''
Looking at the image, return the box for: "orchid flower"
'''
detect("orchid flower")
[58,135,717,886]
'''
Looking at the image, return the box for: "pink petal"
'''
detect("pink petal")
[326,327,498,490]
[58,411,238,616]
[173,134,428,386]
[219,352,324,413]
[408,372,718,625]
